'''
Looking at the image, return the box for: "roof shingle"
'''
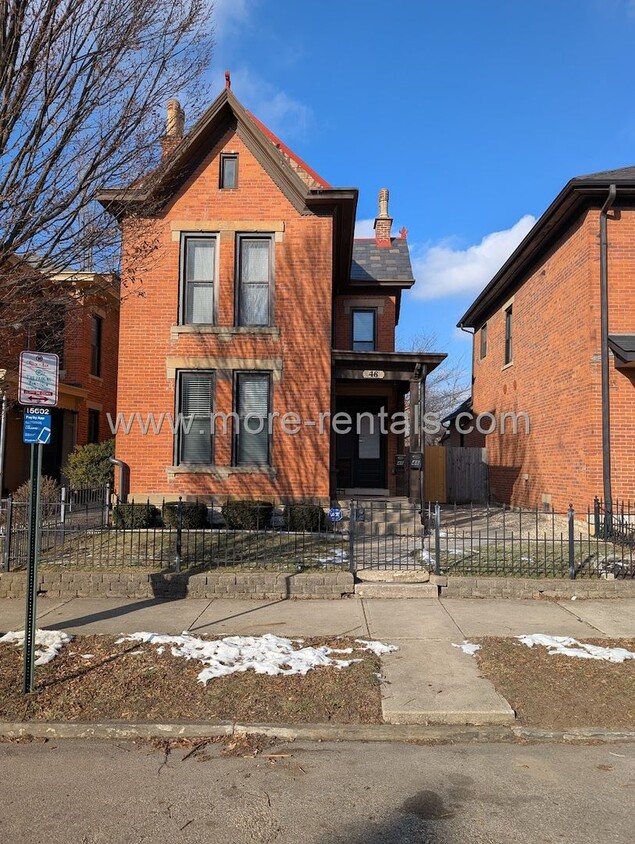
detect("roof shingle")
[351,238,414,283]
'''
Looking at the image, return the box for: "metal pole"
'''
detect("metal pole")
[568,505,576,580]
[175,496,183,573]
[0,389,8,498]
[434,502,441,576]
[599,185,617,536]
[3,495,12,571]
[23,443,42,694]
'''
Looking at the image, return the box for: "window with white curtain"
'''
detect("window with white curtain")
[181,235,216,324]
[235,372,271,466]
[237,236,272,326]
[177,371,214,464]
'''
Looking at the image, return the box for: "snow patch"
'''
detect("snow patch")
[115,632,397,684]
[355,639,399,656]
[452,641,481,656]
[517,634,635,663]
[0,629,73,665]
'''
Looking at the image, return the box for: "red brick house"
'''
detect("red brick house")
[98,82,445,504]
[0,268,119,493]
[459,166,635,515]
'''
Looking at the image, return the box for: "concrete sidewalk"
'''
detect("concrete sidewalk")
[2,596,634,726]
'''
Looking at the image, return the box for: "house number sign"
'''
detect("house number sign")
[362,369,385,379]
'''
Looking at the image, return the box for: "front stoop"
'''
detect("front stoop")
[355,582,438,598]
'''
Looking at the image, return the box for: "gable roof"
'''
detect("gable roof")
[459,164,635,328]
[96,88,353,218]
[351,238,415,287]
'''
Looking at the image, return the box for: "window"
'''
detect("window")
[90,315,102,376]
[235,373,271,466]
[504,305,513,365]
[177,371,214,464]
[220,154,238,189]
[237,236,272,326]
[479,322,488,360]
[181,235,216,324]
[87,409,100,444]
[352,309,376,352]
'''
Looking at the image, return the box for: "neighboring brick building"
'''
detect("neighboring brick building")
[459,166,635,515]
[98,82,445,504]
[0,267,119,494]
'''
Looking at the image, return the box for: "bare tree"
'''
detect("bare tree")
[0,0,214,365]
[402,331,470,442]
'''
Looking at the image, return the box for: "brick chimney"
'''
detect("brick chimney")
[374,187,393,247]
[160,99,185,158]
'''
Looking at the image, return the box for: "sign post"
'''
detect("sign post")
[19,352,58,694]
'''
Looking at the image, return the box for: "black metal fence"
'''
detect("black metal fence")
[593,498,635,547]
[1,492,633,579]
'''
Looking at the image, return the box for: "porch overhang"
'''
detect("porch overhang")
[609,334,635,369]
[332,350,446,389]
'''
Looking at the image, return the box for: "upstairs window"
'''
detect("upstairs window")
[177,371,214,464]
[181,235,216,325]
[90,315,102,376]
[237,236,272,326]
[220,154,238,189]
[235,372,271,466]
[504,305,513,365]
[479,322,488,360]
[352,309,376,352]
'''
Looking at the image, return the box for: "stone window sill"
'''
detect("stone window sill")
[167,465,277,481]
[171,325,280,340]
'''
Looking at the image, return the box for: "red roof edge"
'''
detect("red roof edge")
[245,110,331,189]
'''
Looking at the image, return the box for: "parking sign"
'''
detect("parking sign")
[18,351,59,406]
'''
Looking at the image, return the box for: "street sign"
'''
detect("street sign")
[23,407,51,445]
[18,351,59,406]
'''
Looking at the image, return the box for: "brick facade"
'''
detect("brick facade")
[467,204,635,515]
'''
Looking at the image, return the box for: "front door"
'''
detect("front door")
[335,398,387,490]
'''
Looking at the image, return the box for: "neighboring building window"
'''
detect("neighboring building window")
[87,409,100,444]
[181,235,216,325]
[504,305,513,365]
[479,323,488,360]
[235,372,271,466]
[237,236,272,326]
[220,154,238,189]
[90,315,102,376]
[177,371,214,464]
[352,309,376,352]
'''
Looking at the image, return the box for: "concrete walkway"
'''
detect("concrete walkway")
[2,597,634,726]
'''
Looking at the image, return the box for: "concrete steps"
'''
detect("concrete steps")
[355,582,438,599]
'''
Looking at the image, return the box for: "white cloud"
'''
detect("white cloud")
[410,215,536,301]
[212,0,255,40]
[354,218,375,238]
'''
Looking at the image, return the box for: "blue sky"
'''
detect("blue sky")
[207,0,635,382]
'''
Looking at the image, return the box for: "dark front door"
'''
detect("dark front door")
[335,398,387,489]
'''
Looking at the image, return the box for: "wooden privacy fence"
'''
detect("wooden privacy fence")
[424,446,488,504]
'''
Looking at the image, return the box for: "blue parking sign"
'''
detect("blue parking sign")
[23,407,51,444]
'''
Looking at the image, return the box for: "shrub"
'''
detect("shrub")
[285,503,326,532]
[12,476,60,525]
[112,502,160,529]
[221,499,273,530]
[64,439,115,489]
[162,500,209,529]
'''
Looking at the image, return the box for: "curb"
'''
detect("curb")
[1,721,634,744]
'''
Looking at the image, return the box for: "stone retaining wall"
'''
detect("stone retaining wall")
[438,575,635,599]
[0,571,355,600]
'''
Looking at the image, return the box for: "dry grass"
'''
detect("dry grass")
[474,636,635,728]
[0,634,382,725]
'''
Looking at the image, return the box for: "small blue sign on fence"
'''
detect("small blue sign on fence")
[23,407,51,445]
[328,507,343,523]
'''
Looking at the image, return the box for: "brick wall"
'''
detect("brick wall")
[116,129,333,501]
[333,294,396,351]
[471,206,635,514]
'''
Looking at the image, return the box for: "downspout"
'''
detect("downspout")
[599,184,617,533]
[419,365,427,511]
[109,456,128,503]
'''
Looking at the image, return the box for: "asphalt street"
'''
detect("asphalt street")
[0,738,633,843]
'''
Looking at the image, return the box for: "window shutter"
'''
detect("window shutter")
[237,374,270,465]
[180,372,213,464]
